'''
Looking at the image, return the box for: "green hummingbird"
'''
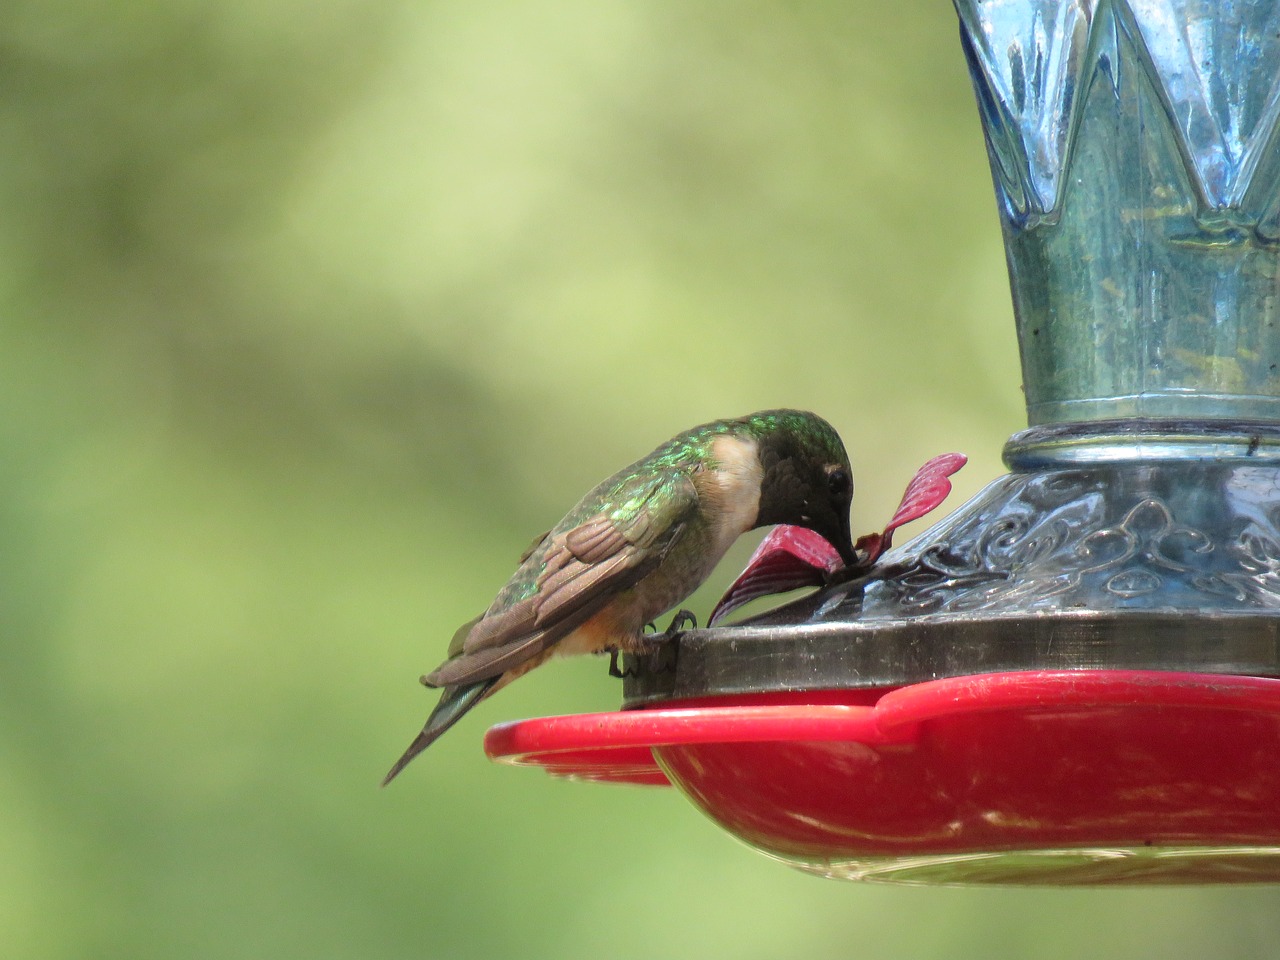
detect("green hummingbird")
[382,409,856,785]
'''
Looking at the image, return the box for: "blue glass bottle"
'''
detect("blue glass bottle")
[959,0,1280,429]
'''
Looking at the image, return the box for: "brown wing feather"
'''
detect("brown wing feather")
[457,540,638,658]
[426,606,595,687]
[456,536,592,655]
[531,549,634,623]
[460,594,540,653]
[564,517,628,564]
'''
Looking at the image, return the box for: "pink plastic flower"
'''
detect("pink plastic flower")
[709,452,967,625]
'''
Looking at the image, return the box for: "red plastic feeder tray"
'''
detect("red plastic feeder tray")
[485,670,1280,885]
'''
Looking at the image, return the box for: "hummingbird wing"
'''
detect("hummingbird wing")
[425,471,699,687]
[437,529,554,663]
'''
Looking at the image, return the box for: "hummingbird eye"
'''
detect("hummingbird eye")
[826,467,851,499]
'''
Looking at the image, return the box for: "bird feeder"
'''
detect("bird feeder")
[486,0,1280,884]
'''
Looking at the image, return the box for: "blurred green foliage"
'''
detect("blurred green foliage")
[3,2,1278,958]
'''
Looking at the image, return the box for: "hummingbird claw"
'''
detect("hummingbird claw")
[656,608,697,641]
[608,643,679,680]
[608,650,626,679]
[643,609,697,639]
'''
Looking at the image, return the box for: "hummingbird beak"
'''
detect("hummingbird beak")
[834,513,858,568]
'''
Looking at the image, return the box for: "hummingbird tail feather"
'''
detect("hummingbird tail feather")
[381,678,498,786]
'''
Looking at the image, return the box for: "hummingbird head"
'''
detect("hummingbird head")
[746,410,857,566]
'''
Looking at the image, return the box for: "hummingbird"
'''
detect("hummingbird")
[382,409,856,785]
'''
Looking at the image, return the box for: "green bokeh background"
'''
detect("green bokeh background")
[6,2,1280,958]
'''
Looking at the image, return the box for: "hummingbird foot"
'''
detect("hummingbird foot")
[608,612,693,679]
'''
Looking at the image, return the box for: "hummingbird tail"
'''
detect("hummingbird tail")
[381,677,499,787]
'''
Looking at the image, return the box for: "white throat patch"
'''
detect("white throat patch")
[706,434,764,550]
